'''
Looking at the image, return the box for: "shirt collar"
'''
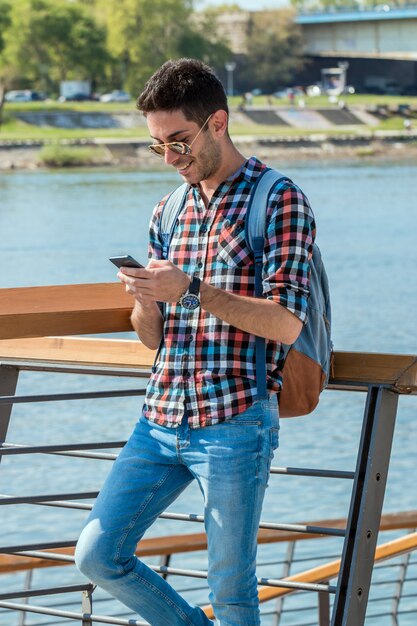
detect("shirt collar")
[225,156,266,185]
[190,156,266,203]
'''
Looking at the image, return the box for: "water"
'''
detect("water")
[0,161,416,624]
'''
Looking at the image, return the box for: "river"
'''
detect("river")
[0,161,416,624]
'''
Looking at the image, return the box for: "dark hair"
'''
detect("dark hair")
[136,58,228,126]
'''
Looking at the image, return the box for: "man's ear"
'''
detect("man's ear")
[210,110,228,138]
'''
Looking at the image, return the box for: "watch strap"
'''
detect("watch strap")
[187,276,201,296]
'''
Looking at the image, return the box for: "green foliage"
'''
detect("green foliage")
[244,10,305,94]
[38,143,108,167]
[0,1,12,54]
[1,0,108,91]
[0,0,298,99]
[203,3,244,14]
[179,11,231,69]
[91,0,231,95]
[289,0,372,10]
[0,0,12,127]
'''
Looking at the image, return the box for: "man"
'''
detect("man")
[75,58,315,626]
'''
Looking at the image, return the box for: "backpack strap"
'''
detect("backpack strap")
[159,183,189,257]
[151,183,189,374]
[245,168,289,401]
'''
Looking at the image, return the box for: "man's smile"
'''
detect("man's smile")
[176,160,193,174]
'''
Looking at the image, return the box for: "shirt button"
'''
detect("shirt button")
[188,335,193,341]
[200,224,208,233]
[197,261,203,269]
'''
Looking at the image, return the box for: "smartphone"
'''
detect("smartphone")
[109,255,145,269]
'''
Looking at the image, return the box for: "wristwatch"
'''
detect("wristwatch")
[179,276,201,310]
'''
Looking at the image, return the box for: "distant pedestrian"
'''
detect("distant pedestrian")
[245,90,253,106]
[404,118,412,131]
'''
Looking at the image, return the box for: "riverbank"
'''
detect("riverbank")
[2,100,417,169]
[1,132,417,169]
[0,133,417,171]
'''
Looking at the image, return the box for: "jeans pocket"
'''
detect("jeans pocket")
[228,416,261,426]
[270,427,280,450]
[227,401,263,426]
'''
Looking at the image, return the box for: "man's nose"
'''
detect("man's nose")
[164,147,180,166]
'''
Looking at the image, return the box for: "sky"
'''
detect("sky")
[198,0,289,9]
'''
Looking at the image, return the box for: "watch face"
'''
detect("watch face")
[180,294,200,310]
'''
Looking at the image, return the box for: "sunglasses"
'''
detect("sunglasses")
[148,114,213,158]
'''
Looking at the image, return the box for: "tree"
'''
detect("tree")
[1,0,109,94]
[244,10,306,94]
[179,10,231,70]
[290,0,360,11]
[0,2,11,54]
[0,0,12,128]
[92,0,231,95]
[176,28,231,71]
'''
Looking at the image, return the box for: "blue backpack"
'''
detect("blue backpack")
[159,168,332,417]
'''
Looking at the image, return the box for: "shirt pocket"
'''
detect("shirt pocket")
[217,219,253,268]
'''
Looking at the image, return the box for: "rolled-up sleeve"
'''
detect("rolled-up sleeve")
[263,181,316,323]
[148,199,165,261]
[147,199,167,315]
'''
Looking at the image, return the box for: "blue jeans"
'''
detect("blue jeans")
[75,397,279,626]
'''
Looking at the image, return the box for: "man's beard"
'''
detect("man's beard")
[181,134,222,184]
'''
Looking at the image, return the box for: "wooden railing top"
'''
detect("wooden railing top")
[0,337,416,394]
[0,283,416,393]
[0,283,133,339]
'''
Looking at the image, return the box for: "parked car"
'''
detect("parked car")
[100,90,131,103]
[5,90,46,102]
[58,93,98,102]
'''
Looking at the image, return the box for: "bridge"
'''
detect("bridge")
[296,5,417,60]
[214,5,417,93]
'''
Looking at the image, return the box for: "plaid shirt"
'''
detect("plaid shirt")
[142,157,316,428]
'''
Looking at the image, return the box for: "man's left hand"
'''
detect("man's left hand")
[117,259,191,303]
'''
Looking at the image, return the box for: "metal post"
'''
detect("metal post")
[331,386,399,626]
[272,541,295,626]
[81,584,94,626]
[319,587,330,626]
[225,62,236,97]
[160,553,172,580]
[391,542,412,625]
[18,569,33,626]
[0,365,19,465]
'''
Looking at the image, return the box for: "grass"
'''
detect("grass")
[1,122,148,141]
[228,123,372,137]
[355,146,377,157]
[4,100,138,113]
[0,95,416,141]
[38,144,109,167]
[5,93,417,111]
[232,94,417,108]
[374,115,416,131]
